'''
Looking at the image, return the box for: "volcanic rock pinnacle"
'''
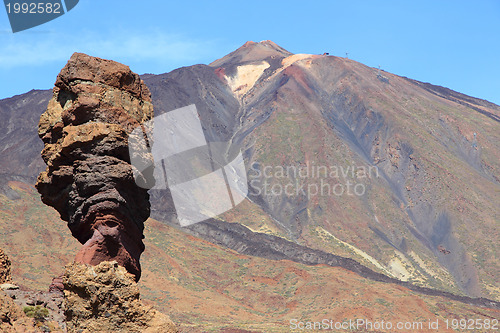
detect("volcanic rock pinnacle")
[36,53,154,281]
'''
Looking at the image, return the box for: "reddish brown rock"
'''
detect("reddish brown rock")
[49,276,64,294]
[36,53,154,281]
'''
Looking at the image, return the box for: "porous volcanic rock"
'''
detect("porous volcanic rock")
[36,53,154,281]
[0,248,11,284]
[63,261,177,333]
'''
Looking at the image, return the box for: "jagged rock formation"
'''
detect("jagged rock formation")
[36,53,154,281]
[0,248,11,284]
[63,261,177,333]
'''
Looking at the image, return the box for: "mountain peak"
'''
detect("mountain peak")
[241,40,256,47]
[210,40,293,67]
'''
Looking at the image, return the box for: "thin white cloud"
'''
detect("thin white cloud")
[0,29,220,69]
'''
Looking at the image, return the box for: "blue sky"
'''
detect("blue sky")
[1,0,499,104]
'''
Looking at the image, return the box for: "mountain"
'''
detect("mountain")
[0,90,52,191]
[0,41,499,330]
[144,40,500,300]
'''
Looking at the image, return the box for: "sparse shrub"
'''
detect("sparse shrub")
[23,305,49,322]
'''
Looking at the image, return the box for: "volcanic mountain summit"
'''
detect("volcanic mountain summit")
[211,40,293,68]
[143,40,500,300]
[146,41,500,298]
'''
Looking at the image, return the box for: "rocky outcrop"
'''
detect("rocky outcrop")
[0,248,62,332]
[36,53,154,281]
[0,248,11,284]
[0,291,40,333]
[3,288,66,332]
[63,261,177,333]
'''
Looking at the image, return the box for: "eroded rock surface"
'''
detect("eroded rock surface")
[0,248,11,284]
[0,291,40,333]
[36,53,154,281]
[63,261,177,333]
[0,248,62,332]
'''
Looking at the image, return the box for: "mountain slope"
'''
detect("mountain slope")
[1,182,499,332]
[0,90,52,196]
